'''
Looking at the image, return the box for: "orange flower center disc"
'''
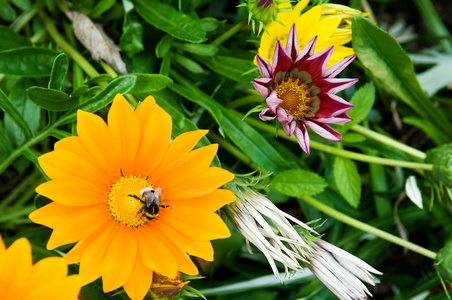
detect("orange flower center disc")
[107,176,153,227]
[275,77,312,119]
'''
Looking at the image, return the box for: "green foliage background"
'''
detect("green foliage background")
[1,0,452,299]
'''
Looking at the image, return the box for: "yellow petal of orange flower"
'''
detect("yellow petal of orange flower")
[102,227,138,292]
[165,206,231,240]
[169,189,236,212]
[164,167,234,199]
[123,253,154,300]
[0,236,81,299]
[137,226,178,278]
[155,143,218,188]
[134,104,172,178]
[36,177,107,206]
[77,110,121,180]
[30,94,235,300]
[155,219,214,261]
[108,94,141,176]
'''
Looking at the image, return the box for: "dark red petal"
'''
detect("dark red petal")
[272,41,293,78]
[304,121,342,142]
[294,124,310,154]
[316,93,353,117]
[324,55,357,79]
[293,36,317,68]
[309,112,352,124]
[253,77,273,98]
[256,54,272,78]
[315,78,358,94]
[286,24,299,62]
[299,46,334,82]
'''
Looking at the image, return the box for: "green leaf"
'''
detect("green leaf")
[173,53,204,74]
[0,47,60,77]
[4,79,40,147]
[154,94,221,167]
[0,88,32,140]
[169,82,292,172]
[0,25,31,51]
[352,15,452,144]
[11,0,32,11]
[334,156,361,208]
[57,75,138,126]
[91,0,115,18]
[0,0,16,22]
[341,82,375,132]
[48,53,69,90]
[120,11,144,58]
[128,73,173,94]
[179,43,218,56]
[156,34,174,58]
[27,87,76,111]
[342,133,366,143]
[271,170,327,198]
[133,0,206,43]
[197,55,258,84]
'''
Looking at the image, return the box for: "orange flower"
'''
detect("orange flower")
[0,235,81,299]
[29,94,235,300]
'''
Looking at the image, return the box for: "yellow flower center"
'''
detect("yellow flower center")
[107,176,154,227]
[275,77,312,119]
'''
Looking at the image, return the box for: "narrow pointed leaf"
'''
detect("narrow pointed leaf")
[0,89,32,139]
[133,0,206,43]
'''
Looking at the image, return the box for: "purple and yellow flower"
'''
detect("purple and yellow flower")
[253,24,357,154]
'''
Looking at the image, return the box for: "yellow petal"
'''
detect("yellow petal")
[151,130,208,179]
[165,206,231,240]
[296,6,322,46]
[23,276,81,300]
[79,221,117,285]
[134,105,172,178]
[168,189,236,212]
[163,167,234,199]
[0,238,32,299]
[123,253,154,300]
[108,94,140,177]
[155,219,214,261]
[26,257,68,294]
[150,228,199,275]
[77,109,121,180]
[137,226,178,278]
[32,203,110,250]
[134,95,157,128]
[36,177,107,206]
[102,226,137,292]
[54,136,97,166]
[155,144,218,188]
[38,149,112,188]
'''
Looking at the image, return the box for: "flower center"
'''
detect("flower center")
[107,176,155,227]
[275,77,312,119]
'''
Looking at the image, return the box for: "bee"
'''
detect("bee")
[128,187,168,220]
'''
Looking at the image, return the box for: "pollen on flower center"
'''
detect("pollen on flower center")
[275,77,312,119]
[107,176,154,227]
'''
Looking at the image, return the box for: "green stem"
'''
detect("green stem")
[310,141,431,170]
[212,20,247,46]
[39,11,100,78]
[351,125,426,160]
[300,195,437,260]
[237,112,433,171]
